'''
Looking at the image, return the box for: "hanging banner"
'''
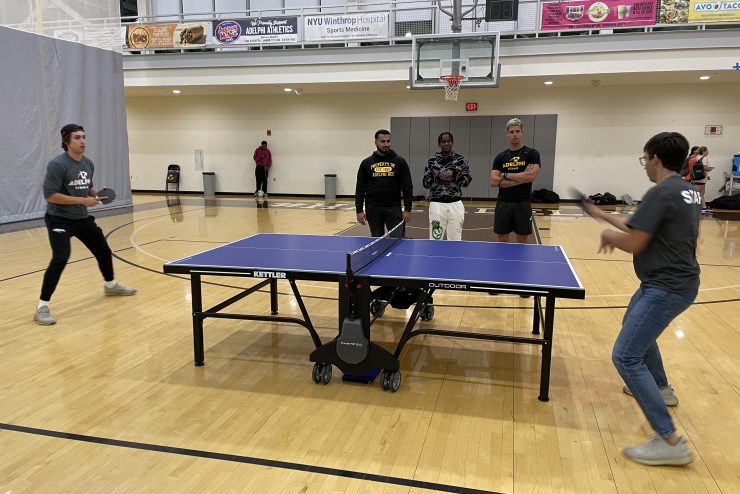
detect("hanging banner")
[213,17,299,44]
[541,0,657,30]
[303,13,389,41]
[688,0,740,22]
[127,22,209,49]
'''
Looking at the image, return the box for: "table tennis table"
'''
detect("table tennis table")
[163,232,585,401]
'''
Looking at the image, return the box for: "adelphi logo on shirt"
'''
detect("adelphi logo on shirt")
[371,162,395,177]
[503,156,526,171]
[67,170,91,189]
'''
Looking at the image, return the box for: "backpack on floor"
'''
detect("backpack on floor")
[531,189,560,203]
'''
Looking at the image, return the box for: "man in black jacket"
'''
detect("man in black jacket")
[355,129,413,237]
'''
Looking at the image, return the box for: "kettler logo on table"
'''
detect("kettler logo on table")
[429,282,467,290]
[253,271,286,278]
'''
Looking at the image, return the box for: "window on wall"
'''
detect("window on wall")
[285,0,320,15]
[152,0,182,20]
[320,0,345,14]
[250,0,284,14]
[183,0,215,19]
[215,0,248,15]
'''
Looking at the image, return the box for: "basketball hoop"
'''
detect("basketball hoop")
[440,75,464,101]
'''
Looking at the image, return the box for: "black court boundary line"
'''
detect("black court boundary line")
[0,422,502,494]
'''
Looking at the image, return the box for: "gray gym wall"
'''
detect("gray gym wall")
[391,115,557,199]
[0,25,131,224]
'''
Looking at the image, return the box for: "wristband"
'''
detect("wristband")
[502,172,508,180]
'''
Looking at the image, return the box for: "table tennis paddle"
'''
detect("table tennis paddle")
[97,187,116,205]
[568,186,587,202]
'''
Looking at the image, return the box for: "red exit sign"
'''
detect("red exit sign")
[465,102,478,111]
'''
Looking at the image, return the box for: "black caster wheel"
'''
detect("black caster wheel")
[420,304,435,321]
[380,370,390,390]
[311,362,322,384]
[389,370,401,392]
[321,364,332,384]
[370,299,385,317]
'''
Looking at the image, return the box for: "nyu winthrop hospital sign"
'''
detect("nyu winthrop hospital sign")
[303,13,389,41]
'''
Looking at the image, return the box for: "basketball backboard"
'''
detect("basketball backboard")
[410,32,501,90]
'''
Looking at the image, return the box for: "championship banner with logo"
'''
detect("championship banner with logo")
[213,17,299,44]
[303,13,388,41]
[127,22,209,49]
[541,0,657,30]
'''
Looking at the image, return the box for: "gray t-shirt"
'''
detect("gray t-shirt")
[43,153,95,220]
[627,175,701,293]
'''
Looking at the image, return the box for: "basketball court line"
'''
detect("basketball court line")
[0,422,503,494]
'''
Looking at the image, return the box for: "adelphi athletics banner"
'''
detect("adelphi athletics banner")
[213,17,299,44]
[303,13,389,41]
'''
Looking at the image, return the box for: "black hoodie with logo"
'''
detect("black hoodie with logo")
[355,150,413,213]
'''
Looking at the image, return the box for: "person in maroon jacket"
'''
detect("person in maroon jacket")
[253,140,272,197]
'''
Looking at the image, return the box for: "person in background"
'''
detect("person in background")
[490,118,541,243]
[680,145,699,181]
[253,140,272,197]
[691,146,714,213]
[423,131,472,241]
[355,129,413,238]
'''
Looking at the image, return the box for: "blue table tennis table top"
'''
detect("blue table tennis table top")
[166,233,584,295]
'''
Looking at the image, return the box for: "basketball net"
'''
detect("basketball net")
[440,75,464,101]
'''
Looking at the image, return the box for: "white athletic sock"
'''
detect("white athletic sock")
[104,280,117,289]
[38,300,49,309]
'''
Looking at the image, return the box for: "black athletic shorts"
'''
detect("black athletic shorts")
[493,201,532,235]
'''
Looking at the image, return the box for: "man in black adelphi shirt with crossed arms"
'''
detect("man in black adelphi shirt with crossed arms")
[355,129,413,237]
[490,117,541,243]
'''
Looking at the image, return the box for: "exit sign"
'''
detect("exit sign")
[465,102,478,111]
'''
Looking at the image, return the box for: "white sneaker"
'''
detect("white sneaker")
[623,435,693,466]
[34,306,57,325]
[104,283,137,296]
[623,384,678,406]
[257,190,264,197]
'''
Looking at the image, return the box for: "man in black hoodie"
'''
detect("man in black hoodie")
[355,129,414,237]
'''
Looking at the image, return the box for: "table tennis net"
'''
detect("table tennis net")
[346,220,405,278]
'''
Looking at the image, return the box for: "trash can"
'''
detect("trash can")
[202,171,216,196]
[324,173,336,202]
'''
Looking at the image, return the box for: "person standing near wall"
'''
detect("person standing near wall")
[253,140,272,197]
[691,146,714,213]
[35,124,136,326]
[423,132,472,240]
[355,129,413,238]
[490,118,541,243]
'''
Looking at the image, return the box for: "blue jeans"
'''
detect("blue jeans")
[612,285,697,438]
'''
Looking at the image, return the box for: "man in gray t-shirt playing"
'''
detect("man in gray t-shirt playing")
[581,132,700,467]
[34,124,136,326]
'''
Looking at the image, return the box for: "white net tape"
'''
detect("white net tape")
[441,75,463,101]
